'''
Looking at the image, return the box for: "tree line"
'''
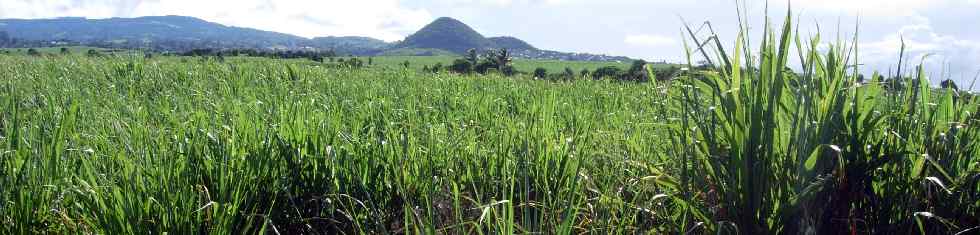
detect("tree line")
[0,31,81,49]
[419,47,684,82]
[178,48,339,61]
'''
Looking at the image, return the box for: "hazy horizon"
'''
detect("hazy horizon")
[3,0,979,86]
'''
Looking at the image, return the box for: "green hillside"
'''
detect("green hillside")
[395,17,496,54]
[310,36,390,55]
[488,36,537,50]
[0,16,308,50]
[0,16,632,61]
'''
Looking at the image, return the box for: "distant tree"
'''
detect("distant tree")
[623,60,649,82]
[474,61,494,74]
[533,67,548,79]
[580,68,590,78]
[368,57,374,65]
[432,63,444,73]
[309,53,324,63]
[941,79,960,91]
[500,65,516,76]
[27,48,40,56]
[453,48,516,75]
[884,78,905,92]
[466,49,514,75]
[450,59,472,74]
[563,67,575,80]
[86,49,101,57]
[60,47,70,55]
[183,48,216,57]
[593,66,622,80]
[466,49,479,66]
[646,66,681,81]
[492,49,511,69]
[144,52,153,59]
[628,60,647,74]
[345,57,364,68]
[402,60,411,68]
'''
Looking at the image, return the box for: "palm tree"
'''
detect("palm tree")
[493,49,511,69]
[466,49,479,66]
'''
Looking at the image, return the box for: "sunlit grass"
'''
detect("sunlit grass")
[0,55,673,233]
[1,6,978,234]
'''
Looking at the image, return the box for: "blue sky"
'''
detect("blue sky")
[2,0,979,86]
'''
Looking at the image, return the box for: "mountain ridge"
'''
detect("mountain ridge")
[0,15,309,50]
[395,17,495,54]
[487,36,537,51]
[0,16,631,61]
[311,36,390,55]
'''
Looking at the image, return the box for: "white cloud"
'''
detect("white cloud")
[859,15,980,84]
[0,0,141,19]
[624,34,677,47]
[0,0,433,41]
[790,0,980,16]
[792,0,933,15]
[429,0,568,7]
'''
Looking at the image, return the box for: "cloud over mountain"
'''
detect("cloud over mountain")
[0,0,433,41]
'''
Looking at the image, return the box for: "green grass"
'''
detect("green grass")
[337,55,645,73]
[1,7,979,234]
[658,8,980,234]
[0,46,130,55]
[2,46,647,75]
[1,54,673,233]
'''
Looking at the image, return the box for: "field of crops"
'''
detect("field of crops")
[2,12,980,234]
[0,46,128,55]
[335,55,648,74]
